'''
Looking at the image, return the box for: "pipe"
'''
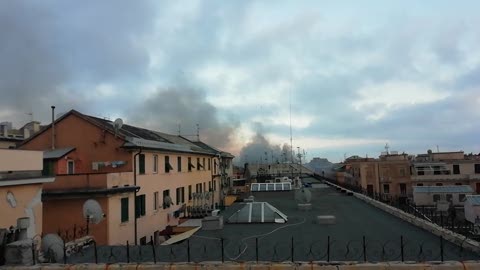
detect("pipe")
[133,148,142,245]
[51,106,55,150]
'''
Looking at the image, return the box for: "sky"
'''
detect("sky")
[1,1,480,163]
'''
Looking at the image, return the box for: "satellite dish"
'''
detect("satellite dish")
[113,118,123,136]
[295,188,312,204]
[41,234,64,263]
[83,199,105,224]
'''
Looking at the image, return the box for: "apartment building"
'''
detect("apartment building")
[20,110,233,245]
[0,149,54,238]
[338,153,412,198]
[0,121,42,149]
[411,150,480,193]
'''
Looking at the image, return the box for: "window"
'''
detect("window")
[417,183,424,186]
[475,164,480,174]
[153,192,159,211]
[67,160,75,174]
[455,183,462,186]
[213,180,216,191]
[165,156,173,173]
[203,158,206,170]
[436,183,443,186]
[203,182,206,192]
[176,187,185,204]
[195,183,200,193]
[196,158,204,170]
[383,184,390,194]
[214,159,217,175]
[188,157,195,171]
[121,197,129,222]
[42,160,54,176]
[208,158,211,170]
[433,194,441,202]
[188,185,192,200]
[208,181,212,191]
[139,154,145,174]
[135,195,146,218]
[153,155,158,173]
[399,183,406,195]
[446,194,453,202]
[399,168,406,177]
[177,156,182,172]
[459,194,466,202]
[163,190,171,209]
[453,165,460,175]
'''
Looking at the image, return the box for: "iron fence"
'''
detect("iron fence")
[35,234,479,264]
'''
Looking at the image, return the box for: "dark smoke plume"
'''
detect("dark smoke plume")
[238,132,299,165]
[130,87,238,149]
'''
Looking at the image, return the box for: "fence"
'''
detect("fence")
[34,234,479,264]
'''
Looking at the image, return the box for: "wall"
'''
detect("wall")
[132,151,217,244]
[42,197,109,245]
[107,193,135,245]
[0,140,17,149]
[20,113,132,174]
[0,149,42,171]
[0,183,43,238]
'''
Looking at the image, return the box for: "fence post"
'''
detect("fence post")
[126,241,130,263]
[400,235,404,262]
[94,241,98,264]
[362,236,367,262]
[440,236,444,262]
[327,236,330,262]
[440,214,444,228]
[291,237,294,262]
[221,238,224,262]
[151,236,156,264]
[73,224,76,240]
[31,242,36,265]
[63,241,67,264]
[255,238,259,263]
[183,238,188,262]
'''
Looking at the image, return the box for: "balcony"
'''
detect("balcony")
[43,172,136,198]
[411,173,471,182]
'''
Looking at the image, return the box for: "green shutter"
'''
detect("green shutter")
[141,195,146,216]
[139,154,145,174]
[121,198,129,222]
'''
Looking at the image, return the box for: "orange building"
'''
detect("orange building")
[20,110,233,245]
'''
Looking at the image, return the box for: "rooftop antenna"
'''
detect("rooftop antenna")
[385,143,390,155]
[178,123,181,136]
[26,111,34,122]
[437,145,440,152]
[196,123,200,141]
[289,90,293,164]
[113,118,123,137]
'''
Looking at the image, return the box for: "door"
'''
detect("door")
[400,183,407,196]
[367,185,374,197]
[476,183,480,194]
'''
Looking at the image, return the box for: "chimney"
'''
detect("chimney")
[51,106,55,150]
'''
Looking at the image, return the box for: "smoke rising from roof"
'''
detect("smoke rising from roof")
[238,131,299,165]
[130,86,238,149]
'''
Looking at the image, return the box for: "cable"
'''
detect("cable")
[192,217,307,260]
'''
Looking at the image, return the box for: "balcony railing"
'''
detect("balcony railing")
[43,172,133,191]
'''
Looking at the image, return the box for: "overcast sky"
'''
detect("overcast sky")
[1,1,480,163]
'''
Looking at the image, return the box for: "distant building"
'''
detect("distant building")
[411,150,480,193]
[20,110,234,245]
[0,149,55,239]
[337,153,412,199]
[0,121,42,149]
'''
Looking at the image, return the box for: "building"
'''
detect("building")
[0,121,43,149]
[338,153,412,199]
[411,150,480,193]
[20,110,233,245]
[412,185,473,206]
[0,149,55,239]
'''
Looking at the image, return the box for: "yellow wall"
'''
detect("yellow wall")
[107,193,135,245]
[0,183,43,238]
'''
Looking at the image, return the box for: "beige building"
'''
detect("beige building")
[411,151,480,193]
[0,121,43,149]
[0,149,54,239]
[338,153,412,198]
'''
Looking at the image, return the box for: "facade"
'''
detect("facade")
[0,149,54,239]
[339,154,412,198]
[20,110,233,245]
[411,151,480,193]
[412,185,473,206]
[0,121,42,149]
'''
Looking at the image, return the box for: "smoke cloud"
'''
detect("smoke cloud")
[130,87,238,149]
[238,132,299,165]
